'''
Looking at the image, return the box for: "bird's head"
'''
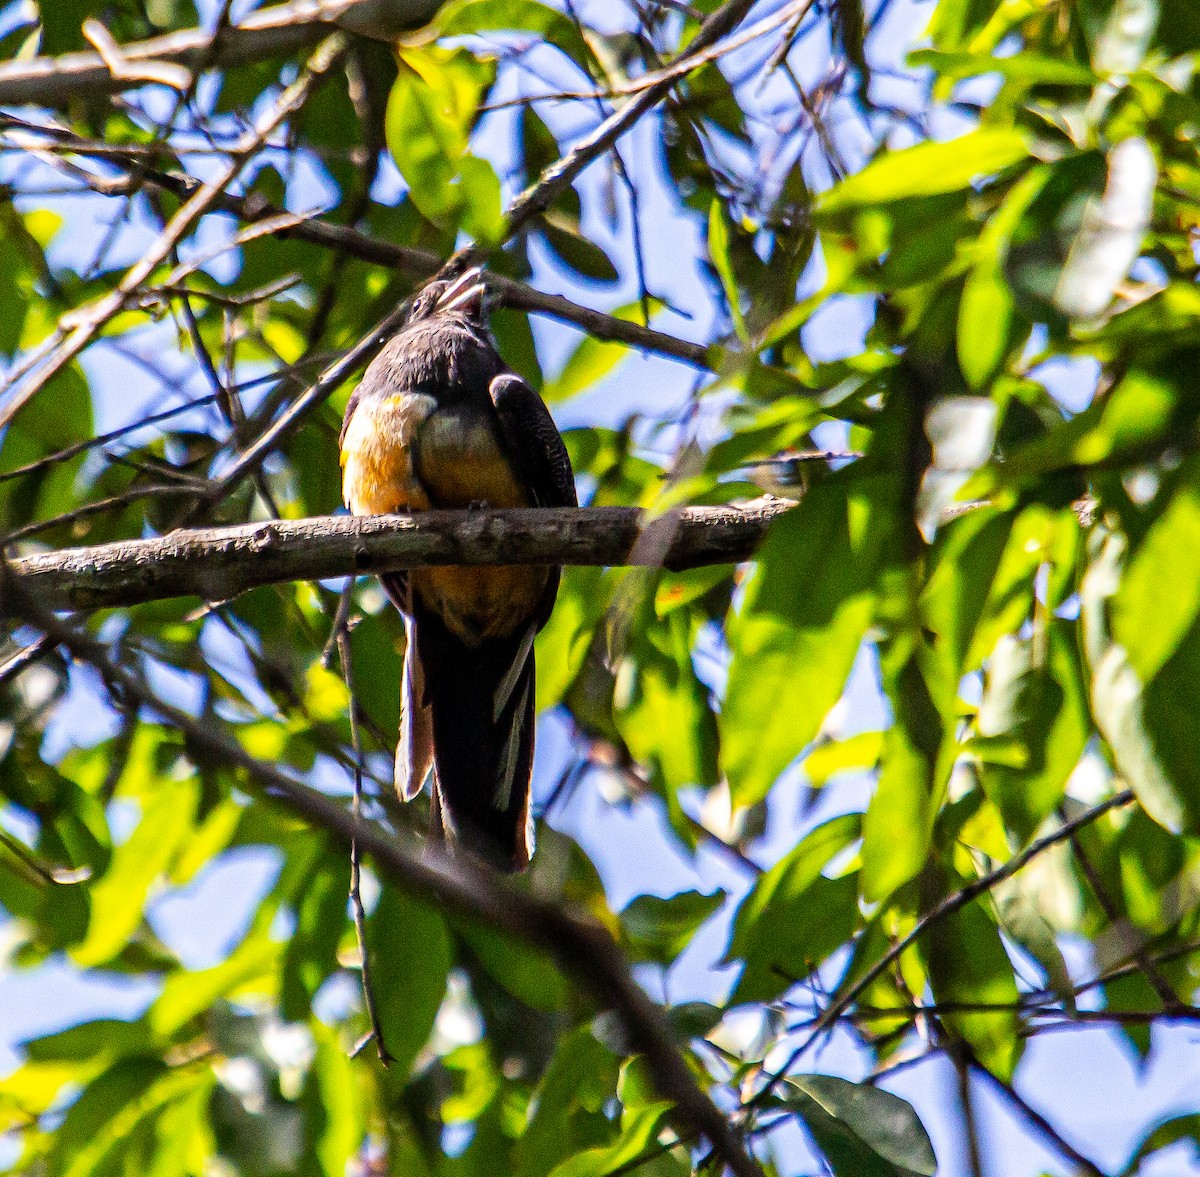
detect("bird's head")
[408,266,491,326]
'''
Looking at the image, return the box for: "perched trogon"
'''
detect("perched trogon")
[339,268,576,871]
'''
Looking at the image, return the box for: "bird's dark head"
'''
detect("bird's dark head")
[408,267,491,326]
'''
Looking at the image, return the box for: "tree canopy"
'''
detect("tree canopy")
[3,0,1200,1174]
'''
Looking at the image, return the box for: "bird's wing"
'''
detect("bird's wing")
[339,381,366,452]
[488,373,577,510]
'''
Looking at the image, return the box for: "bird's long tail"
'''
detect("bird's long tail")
[412,605,537,872]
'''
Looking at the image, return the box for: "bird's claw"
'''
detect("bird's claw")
[468,499,490,510]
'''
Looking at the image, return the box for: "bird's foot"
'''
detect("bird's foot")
[468,499,490,510]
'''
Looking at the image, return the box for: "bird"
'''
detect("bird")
[339,267,576,871]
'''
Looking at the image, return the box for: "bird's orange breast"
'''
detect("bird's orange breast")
[340,392,435,515]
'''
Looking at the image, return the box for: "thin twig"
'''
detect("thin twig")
[0,0,438,108]
[954,1046,985,1177]
[0,119,709,368]
[0,634,55,688]
[971,1062,1105,1177]
[336,623,393,1067]
[1065,813,1185,1013]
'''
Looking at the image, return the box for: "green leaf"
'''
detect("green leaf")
[802,731,885,787]
[1121,1113,1200,1176]
[539,208,619,283]
[819,130,1029,212]
[1113,455,1200,682]
[727,814,862,1004]
[971,623,1090,841]
[310,1022,364,1177]
[861,638,949,903]
[72,777,199,967]
[614,609,719,803]
[925,881,1022,1080]
[436,0,594,71]
[787,1075,937,1177]
[385,47,496,230]
[620,889,725,966]
[515,1026,620,1177]
[367,888,451,1075]
[910,48,1095,85]
[542,301,664,402]
[38,0,96,53]
[547,1102,674,1177]
[457,920,568,1011]
[1082,527,1189,831]
[723,476,891,807]
[149,934,281,1038]
[708,200,749,341]
[957,167,1049,387]
[280,852,349,1021]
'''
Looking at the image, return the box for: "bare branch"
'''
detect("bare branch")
[0,0,441,108]
[6,500,792,612]
[495,0,760,245]
[971,1063,1105,1177]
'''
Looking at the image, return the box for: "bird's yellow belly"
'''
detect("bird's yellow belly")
[341,393,545,644]
[413,408,544,644]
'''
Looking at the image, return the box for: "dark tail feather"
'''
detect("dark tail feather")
[415,607,536,872]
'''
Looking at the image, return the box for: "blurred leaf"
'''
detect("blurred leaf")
[368,889,451,1075]
[457,920,569,1011]
[620,889,724,966]
[547,1102,674,1177]
[309,1022,365,1177]
[515,1026,620,1177]
[708,201,748,341]
[971,624,1090,841]
[1113,455,1200,682]
[72,777,198,967]
[787,1075,937,1177]
[543,301,664,402]
[924,877,1022,1079]
[1054,139,1156,321]
[385,47,496,232]
[727,815,861,1003]
[436,0,594,70]
[819,130,1028,212]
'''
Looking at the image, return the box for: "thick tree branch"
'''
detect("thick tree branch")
[5,500,792,612]
[0,0,441,108]
[3,571,765,1177]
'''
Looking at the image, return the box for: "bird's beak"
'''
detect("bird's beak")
[436,266,487,316]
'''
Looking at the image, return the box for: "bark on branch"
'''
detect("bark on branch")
[6,500,793,612]
[0,0,441,108]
